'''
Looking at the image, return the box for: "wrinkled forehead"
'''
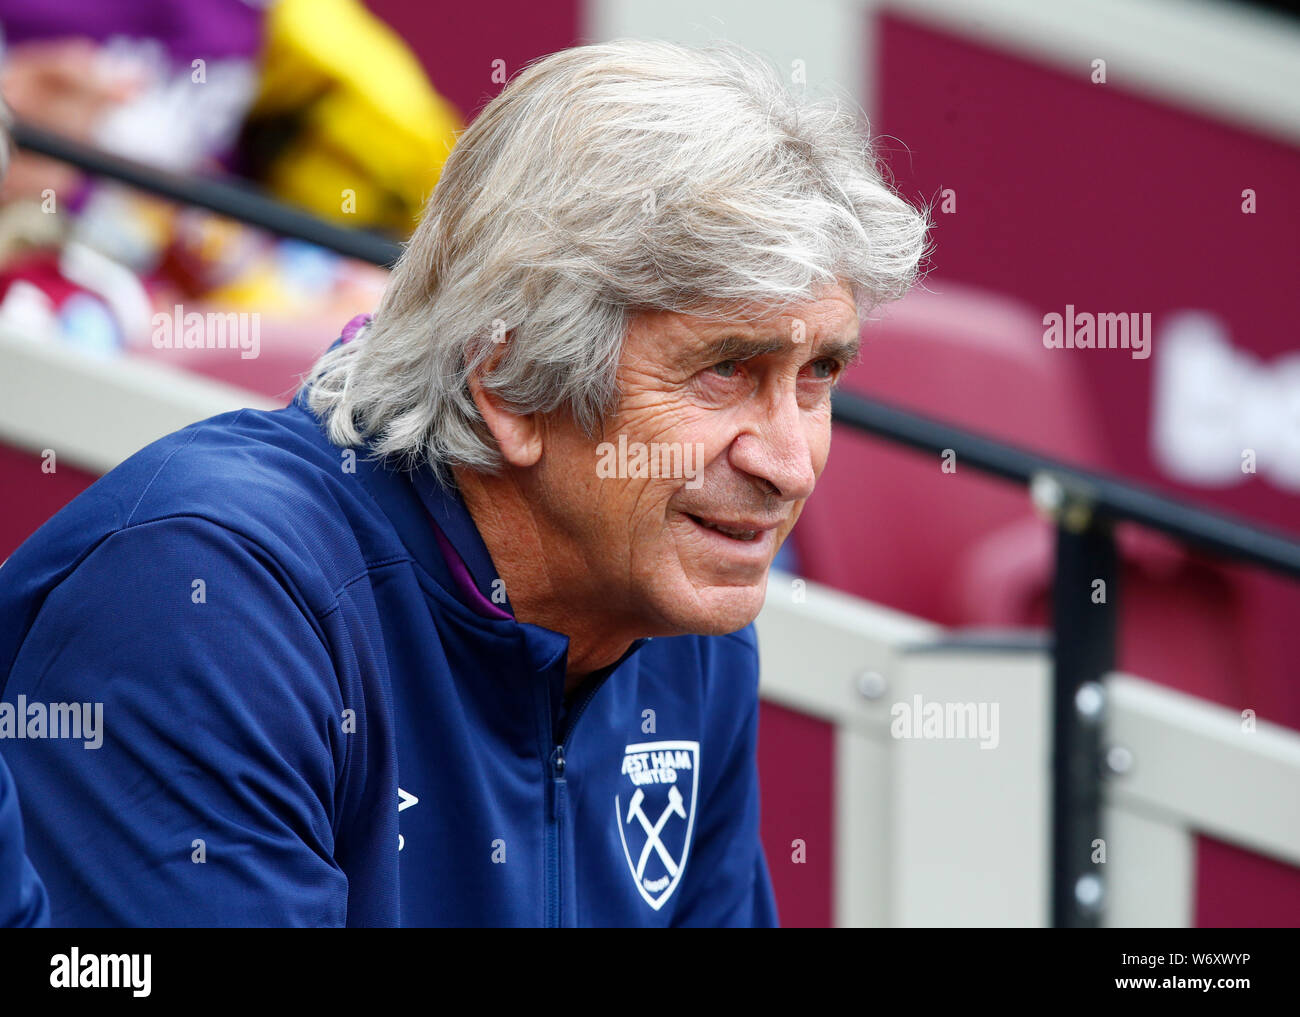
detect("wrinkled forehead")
[624,286,862,372]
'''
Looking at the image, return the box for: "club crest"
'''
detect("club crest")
[615,740,700,910]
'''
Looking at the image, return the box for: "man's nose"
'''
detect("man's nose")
[728,388,818,503]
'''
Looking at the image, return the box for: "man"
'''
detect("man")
[0,39,927,926]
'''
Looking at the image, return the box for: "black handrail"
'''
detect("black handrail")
[10,121,405,268]
[14,119,1298,929]
[831,390,1300,580]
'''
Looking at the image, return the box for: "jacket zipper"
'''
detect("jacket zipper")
[547,744,566,927]
[544,677,608,927]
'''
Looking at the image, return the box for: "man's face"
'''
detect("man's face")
[532,282,859,637]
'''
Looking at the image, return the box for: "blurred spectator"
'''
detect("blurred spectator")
[0,0,459,391]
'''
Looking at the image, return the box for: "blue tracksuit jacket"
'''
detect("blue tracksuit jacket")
[0,347,779,927]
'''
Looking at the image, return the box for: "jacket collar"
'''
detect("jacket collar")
[408,466,514,620]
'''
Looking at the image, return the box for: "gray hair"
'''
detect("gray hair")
[302,38,930,476]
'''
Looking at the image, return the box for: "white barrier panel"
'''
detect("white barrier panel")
[1102,673,1300,928]
[0,327,275,474]
[756,571,939,926]
[756,572,1052,927]
[888,640,1051,926]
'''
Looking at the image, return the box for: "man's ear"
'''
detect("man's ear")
[467,350,543,469]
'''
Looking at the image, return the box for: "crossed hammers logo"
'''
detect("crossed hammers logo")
[626,785,687,883]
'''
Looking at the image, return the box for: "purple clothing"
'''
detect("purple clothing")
[339,313,372,344]
[429,523,514,621]
[0,0,263,65]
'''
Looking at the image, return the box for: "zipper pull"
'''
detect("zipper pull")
[549,745,566,820]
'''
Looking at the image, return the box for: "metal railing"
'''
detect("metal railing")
[14,119,1300,928]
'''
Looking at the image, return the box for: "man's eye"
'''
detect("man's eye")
[809,358,841,380]
[710,360,740,378]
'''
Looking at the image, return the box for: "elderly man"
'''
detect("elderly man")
[0,39,926,926]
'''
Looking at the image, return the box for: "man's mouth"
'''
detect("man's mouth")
[684,513,776,542]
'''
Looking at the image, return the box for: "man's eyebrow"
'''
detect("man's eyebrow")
[817,334,862,364]
[680,331,861,368]
[681,334,787,367]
